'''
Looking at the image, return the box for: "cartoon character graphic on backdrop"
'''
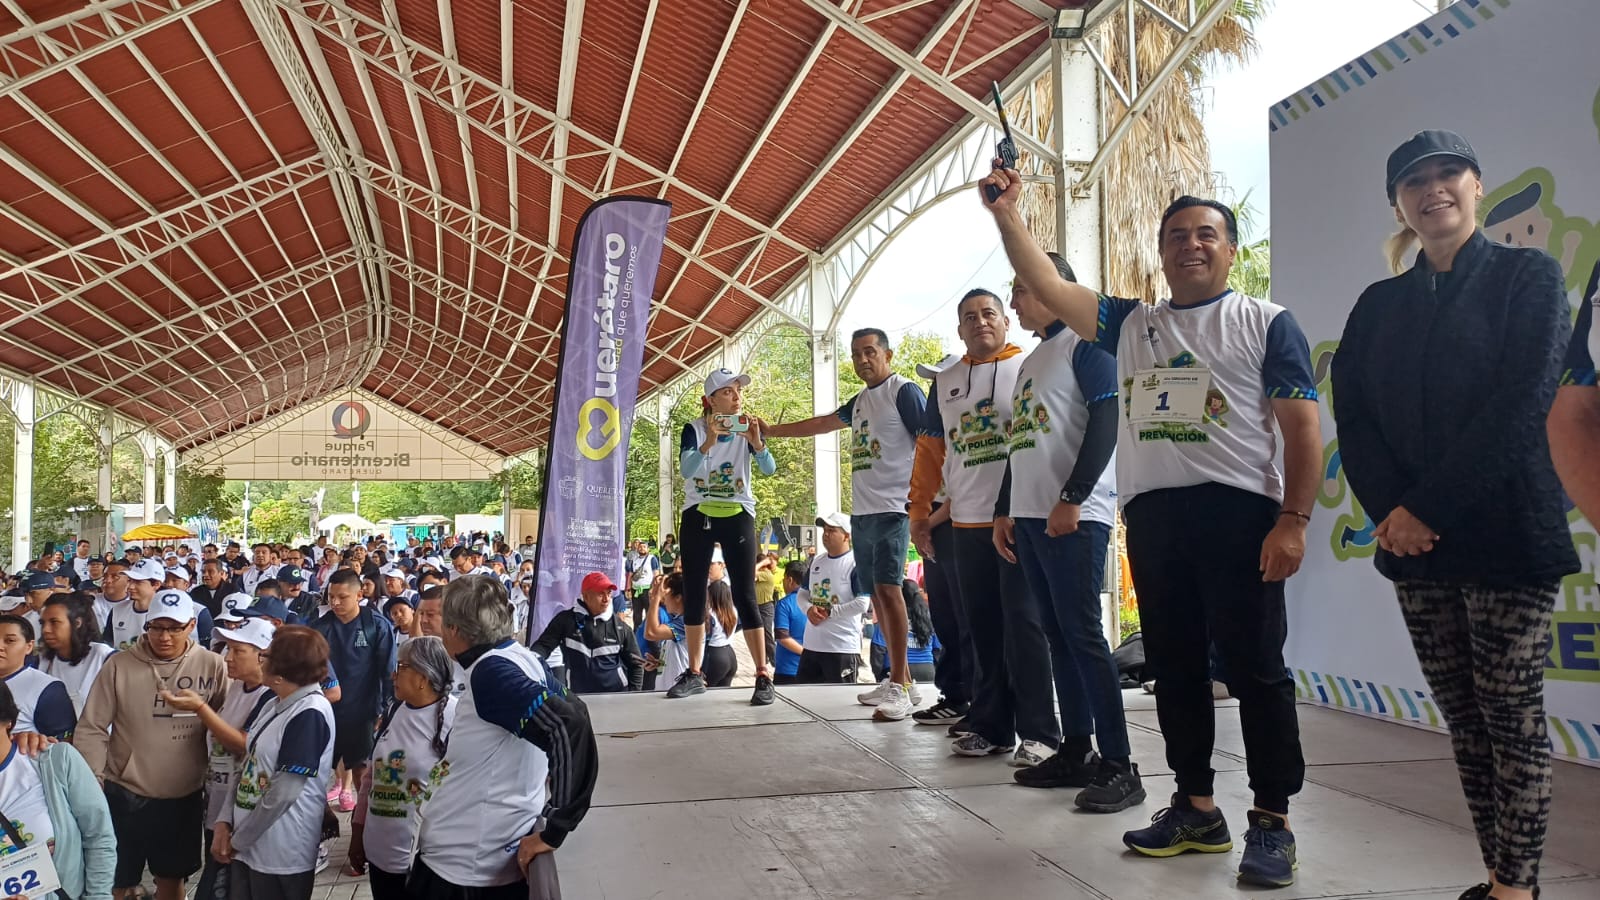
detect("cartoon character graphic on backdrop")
[1310,341,1378,560]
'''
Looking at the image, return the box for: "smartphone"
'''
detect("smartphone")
[715,414,750,433]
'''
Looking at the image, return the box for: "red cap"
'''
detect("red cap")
[581,572,617,594]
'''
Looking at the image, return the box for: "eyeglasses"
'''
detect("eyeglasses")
[145,623,189,636]
[395,661,412,670]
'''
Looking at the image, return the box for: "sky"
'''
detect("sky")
[835,0,1440,357]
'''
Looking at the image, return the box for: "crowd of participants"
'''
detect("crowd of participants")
[0,128,1588,900]
[0,531,596,900]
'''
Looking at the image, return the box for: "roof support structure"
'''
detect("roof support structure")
[0,0,224,98]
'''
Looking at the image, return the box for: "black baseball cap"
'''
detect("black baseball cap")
[1386,129,1479,203]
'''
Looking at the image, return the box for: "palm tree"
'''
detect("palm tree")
[1013,0,1268,299]
[1228,189,1272,300]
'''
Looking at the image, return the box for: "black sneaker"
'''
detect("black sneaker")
[912,698,969,726]
[1014,750,1101,789]
[1074,758,1146,813]
[1237,810,1297,887]
[750,673,775,706]
[1456,886,1491,900]
[665,671,707,699]
[1122,794,1233,857]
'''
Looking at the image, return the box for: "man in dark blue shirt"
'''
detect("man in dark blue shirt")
[310,569,395,813]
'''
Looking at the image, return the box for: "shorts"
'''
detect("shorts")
[797,649,862,684]
[106,782,203,886]
[851,512,909,587]
[333,713,377,768]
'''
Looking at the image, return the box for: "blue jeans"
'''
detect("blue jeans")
[1013,517,1131,760]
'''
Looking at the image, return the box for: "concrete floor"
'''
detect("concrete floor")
[308,686,1600,900]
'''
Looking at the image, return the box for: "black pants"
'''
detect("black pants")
[1123,483,1304,812]
[950,526,1059,747]
[797,649,860,683]
[702,644,737,686]
[925,519,969,703]
[630,588,658,691]
[678,508,761,630]
[370,863,410,900]
[195,828,229,900]
[407,857,527,900]
[233,861,314,900]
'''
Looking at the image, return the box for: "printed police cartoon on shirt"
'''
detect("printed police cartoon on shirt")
[850,418,883,472]
[1008,377,1054,453]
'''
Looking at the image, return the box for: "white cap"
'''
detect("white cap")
[703,367,750,397]
[165,566,192,584]
[816,511,852,534]
[217,592,254,622]
[916,353,962,380]
[379,564,406,581]
[214,617,275,650]
[127,559,166,582]
[423,556,446,570]
[0,594,26,611]
[149,589,196,624]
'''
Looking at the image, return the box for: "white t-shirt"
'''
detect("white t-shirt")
[362,698,459,874]
[3,667,73,738]
[798,551,870,655]
[924,353,1024,523]
[838,374,925,516]
[72,556,93,585]
[40,643,117,715]
[681,420,760,516]
[231,690,335,875]
[1007,326,1119,525]
[241,564,281,596]
[0,746,54,856]
[205,682,270,828]
[417,643,550,886]
[1097,291,1316,504]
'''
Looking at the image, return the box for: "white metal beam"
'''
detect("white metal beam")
[9,380,33,570]
[0,0,223,98]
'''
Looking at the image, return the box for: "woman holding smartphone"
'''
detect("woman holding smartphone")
[668,368,776,704]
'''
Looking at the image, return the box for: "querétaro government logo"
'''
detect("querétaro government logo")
[331,401,371,438]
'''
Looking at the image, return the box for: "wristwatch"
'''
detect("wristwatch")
[1059,484,1088,505]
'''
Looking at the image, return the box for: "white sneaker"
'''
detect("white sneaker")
[857,679,923,707]
[857,678,895,706]
[314,841,329,875]
[872,682,914,721]
[1010,740,1056,768]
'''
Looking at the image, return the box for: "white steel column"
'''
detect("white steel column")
[10,381,34,571]
[162,444,177,517]
[657,393,674,544]
[1057,38,1103,288]
[137,432,157,525]
[96,410,113,551]
[810,260,841,517]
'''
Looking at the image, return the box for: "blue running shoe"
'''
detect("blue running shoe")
[1122,794,1233,857]
[1238,810,1297,886]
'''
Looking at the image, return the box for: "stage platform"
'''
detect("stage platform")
[310,686,1600,899]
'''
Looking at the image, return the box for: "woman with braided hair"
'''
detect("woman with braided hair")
[346,636,459,899]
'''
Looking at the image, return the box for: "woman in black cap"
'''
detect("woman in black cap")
[1331,130,1575,900]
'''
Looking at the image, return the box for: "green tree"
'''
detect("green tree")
[624,417,659,541]
[0,415,103,552]
[176,464,232,519]
[1227,190,1271,300]
[245,497,309,543]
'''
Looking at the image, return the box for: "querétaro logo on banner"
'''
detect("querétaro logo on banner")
[331,401,371,439]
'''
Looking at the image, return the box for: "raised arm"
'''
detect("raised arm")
[979,167,1102,340]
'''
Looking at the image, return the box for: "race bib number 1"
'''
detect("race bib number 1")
[1128,367,1211,425]
[0,844,61,899]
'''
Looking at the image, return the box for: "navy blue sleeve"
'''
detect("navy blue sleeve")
[836,394,856,425]
[194,606,213,648]
[1262,309,1320,399]
[679,422,697,454]
[1071,340,1119,405]
[895,382,927,438]
[276,709,332,775]
[471,655,557,739]
[321,658,339,691]
[849,565,868,598]
[1095,296,1143,352]
[32,681,77,740]
[1561,262,1600,386]
[918,378,946,438]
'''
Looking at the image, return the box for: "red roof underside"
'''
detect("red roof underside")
[0,0,1045,457]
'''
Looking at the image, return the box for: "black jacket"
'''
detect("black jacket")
[532,608,644,693]
[1331,230,1578,585]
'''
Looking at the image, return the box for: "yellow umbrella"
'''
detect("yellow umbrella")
[121,523,196,542]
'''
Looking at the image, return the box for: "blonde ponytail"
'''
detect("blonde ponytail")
[1384,223,1419,275]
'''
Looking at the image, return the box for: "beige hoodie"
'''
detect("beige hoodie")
[75,637,230,799]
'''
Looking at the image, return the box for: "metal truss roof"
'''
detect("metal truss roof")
[0,0,1055,458]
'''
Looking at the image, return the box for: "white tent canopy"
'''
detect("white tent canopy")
[318,513,378,535]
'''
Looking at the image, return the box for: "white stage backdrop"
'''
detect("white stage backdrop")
[1271,0,1600,763]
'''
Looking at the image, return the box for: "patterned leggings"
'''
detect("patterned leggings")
[1395,581,1555,890]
